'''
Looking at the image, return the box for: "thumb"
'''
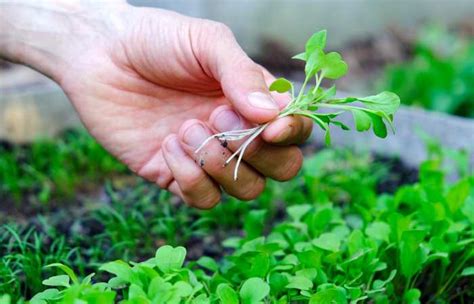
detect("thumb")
[195,22,279,124]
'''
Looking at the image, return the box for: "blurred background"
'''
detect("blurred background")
[1,0,473,144]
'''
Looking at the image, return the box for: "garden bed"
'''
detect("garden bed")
[1,130,472,303]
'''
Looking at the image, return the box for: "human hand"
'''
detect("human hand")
[0,1,312,208]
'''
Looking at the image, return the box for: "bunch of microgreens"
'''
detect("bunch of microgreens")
[197,30,400,180]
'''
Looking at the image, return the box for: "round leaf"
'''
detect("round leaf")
[217,284,239,304]
[269,78,292,93]
[239,278,270,304]
[321,52,348,79]
[155,245,187,273]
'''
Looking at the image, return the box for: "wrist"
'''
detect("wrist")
[0,0,127,82]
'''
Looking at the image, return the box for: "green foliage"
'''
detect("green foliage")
[0,129,126,204]
[279,30,400,144]
[382,24,474,117]
[0,225,77,298]
[2,144,471,303]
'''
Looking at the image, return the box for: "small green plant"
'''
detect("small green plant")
[197,30,400,179]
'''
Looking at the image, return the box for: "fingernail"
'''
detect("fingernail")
[164,136,186,157]
[248,92,278,110]
[183,123,209,149]
[214,109,241,131]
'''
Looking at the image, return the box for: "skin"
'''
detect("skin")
[0,1,313,208]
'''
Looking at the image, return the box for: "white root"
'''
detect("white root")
[194,124,268,180]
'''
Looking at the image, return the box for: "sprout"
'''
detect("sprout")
[197,30,400,180]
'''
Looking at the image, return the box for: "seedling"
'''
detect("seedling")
[196,30,400,180]
[2,142,473,303]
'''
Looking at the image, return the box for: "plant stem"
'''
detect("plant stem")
[435,249,473,298]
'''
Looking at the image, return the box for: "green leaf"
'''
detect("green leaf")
[324,129,332,146]
[305,49,325,77]
[286,275,313,290]
[358,91,400,116]
[399,230,427,279]
[320,52,348,79]
[292,52,307,61]
[461,266,474,276]
[331,120,350,130]
[462,197,474,223]
[287,204,312,222]
[312,233,341,252]
[368,113,388,138]
[239,278,270,304]
[372,270,397,289]
[296,268,318,280]
[269,272,289,294]
[244,210,267,240]
[174,281,193,297]
[309,287,347,304]
[365,222,391,243]
[148,276,172,299]
[128,284,147,299]
[306,30,327,54]
[155,245,187,273]
[29,289,60,304]
[193,294,210,304]
[446,178,470,214]
[196,256,218,272]
[351,109,371,132]
[99,260,134,283]
[318,85,337,101]
[217,284,239,304]
[269,78,293,93]
[403,288,421,304]
[0,295,10,304]
[45,263,79,285]
[42,275,70,288]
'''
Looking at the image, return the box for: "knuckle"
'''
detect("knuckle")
[201,20,233,39]
[180,171,207,195]
[274,148,303,181]
[301,118,313,142]
[289,118,304,141]
[213,21,233,37]
[243,138,265,162]
[156,171,173,189]
[193,192,221,210]
[236,176,266,201]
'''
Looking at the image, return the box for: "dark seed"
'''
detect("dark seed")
[221,140,228,148]
[200,159,205,167]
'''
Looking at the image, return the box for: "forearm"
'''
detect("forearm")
[0,0,126,81]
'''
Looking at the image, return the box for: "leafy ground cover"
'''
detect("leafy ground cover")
[0,129,126,208]
[0,130,472,303]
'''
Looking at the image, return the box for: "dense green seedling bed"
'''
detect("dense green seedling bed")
[0,129,127,205]
[0,130,472,303]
